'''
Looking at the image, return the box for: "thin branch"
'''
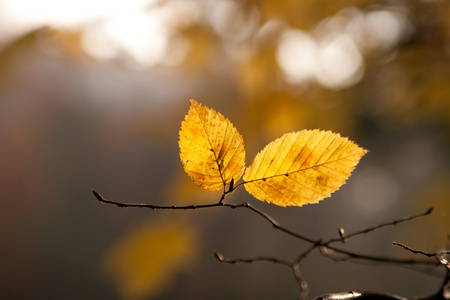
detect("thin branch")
[226,202,435,265]
[313,291,407,300]
[293,266,309,300]
[293,242,323,300]
[294,240,322,265]
[326,208,433,244]
[226,200,436,265]
[222,202,318,244]
[93,189,318,244]
[392,242,450,273]
[392,242,437,258]
[214,251,291,267]
[442,266,449,299]
[92,189,225,210]
[94,188,445,300]
[215,249,310,300]
[93,189,436,266]
[322,245,436,265]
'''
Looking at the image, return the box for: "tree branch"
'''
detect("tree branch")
[231,202,434,265]
[214,248,312,300]
[326,208,433,244]
[222,202,318,244]
[92,189,225,209]
[292,242,323,300]
[93,189,436,266]
[392,242,450,268]
[93,187,441,300]
[322,244,435,265]
[392,242,437,258]
[313,291,407,300]
[214,250,292,267]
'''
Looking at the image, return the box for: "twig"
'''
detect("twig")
[214,251,291,266]
[93,189,436,265]
[94,190,319,244]
[313,290,407,300]
[227,201,436,264]
[215,247,313,300]
[294,241,322,265]
[442,266,449,299]
[323,245,435,265]
[210,202,433,265]
[326,208,433,244]
[94,188,445,299]
[393,242,450,266]
[392,242,436,257]
[222,202,318,244]
[92,189,225,210]
[293,242,323,300]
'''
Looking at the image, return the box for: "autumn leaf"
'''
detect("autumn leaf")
[179,99,245,191]
[243,130,367,207]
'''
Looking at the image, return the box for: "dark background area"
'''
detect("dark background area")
[0,0,449,299]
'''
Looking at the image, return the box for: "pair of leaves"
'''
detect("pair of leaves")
[179,99,367,207]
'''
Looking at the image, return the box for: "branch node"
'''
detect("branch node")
[437,250,450,266]
[214,250,224,261]
[338,227,347,243]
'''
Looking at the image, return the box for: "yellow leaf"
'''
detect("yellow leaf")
[103,219,199,300]
[179,99,245,191]
[243,130,367,207]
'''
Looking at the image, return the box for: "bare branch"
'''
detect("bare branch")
[227,203,435,265]
[293,266,309,300]
[313,291,407,300]
[324,244,435,265]
[393,242,450,268]
[93,189,436,266]
[442,266,449,300]
[326,208,433,244]
[215,250,311,300]
[92,189,225,210]
[392,242,436,257]
[222,202,318,244]
[294,241,322,265]
[93,189,318,243]
[94,187,446,300]
[292,242,323,300]
[214,250,291,267]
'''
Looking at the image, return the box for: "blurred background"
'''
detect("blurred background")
[0,0,449,299]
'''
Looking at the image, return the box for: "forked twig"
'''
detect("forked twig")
[93,189,436,266]
[93,189,441,299]
[215,243,319,300]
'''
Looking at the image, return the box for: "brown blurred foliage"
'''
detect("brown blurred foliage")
[104,218,199,299]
